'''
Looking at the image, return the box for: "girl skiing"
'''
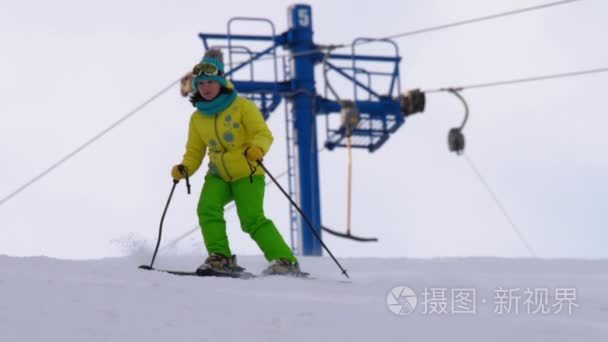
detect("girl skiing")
[171,49,299,276]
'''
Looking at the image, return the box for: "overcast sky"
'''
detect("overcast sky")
[1,0,606,260]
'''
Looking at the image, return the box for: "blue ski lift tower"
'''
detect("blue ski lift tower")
[194,4,425,256]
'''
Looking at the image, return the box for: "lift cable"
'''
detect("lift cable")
[0,77,182,208]
[230,0,584,64]
[463,153,537,257]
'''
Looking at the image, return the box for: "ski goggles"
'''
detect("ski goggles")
[192,62,222,77]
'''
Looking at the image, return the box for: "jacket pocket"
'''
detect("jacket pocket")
[222,147,252,181]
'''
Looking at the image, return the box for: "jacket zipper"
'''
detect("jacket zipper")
[214,114,233,181]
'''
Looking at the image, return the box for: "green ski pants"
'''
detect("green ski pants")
[197,174,297,263]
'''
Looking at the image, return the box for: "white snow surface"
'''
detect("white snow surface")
[1,254,607,341]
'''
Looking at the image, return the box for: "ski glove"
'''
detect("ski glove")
[171,164,189,180]
[245,146,264,162]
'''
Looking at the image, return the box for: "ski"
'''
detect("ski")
[260,271,312,279]
[196,265,256,279]
[139,265,319,280]
[138,265,255,279]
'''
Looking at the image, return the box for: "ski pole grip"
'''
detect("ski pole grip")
[177,165,191,194]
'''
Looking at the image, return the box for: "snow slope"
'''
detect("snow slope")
[1,254,607,341]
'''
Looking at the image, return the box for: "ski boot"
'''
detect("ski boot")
[196,253,253,278]
[262,259,308,277]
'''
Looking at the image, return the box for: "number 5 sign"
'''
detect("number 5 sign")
[289,5,312,29]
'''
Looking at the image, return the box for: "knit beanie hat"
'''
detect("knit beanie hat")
[191,48,227,89]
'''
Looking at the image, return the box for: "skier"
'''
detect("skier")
[171,49,300,276]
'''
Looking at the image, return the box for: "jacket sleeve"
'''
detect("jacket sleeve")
[241,98,273,154]
[181,113,207,176]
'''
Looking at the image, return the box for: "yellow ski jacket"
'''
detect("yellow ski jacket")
[180,96,273,182]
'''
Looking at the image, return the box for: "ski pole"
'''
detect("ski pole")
[139,166,190,270]
[256,160,350,279]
